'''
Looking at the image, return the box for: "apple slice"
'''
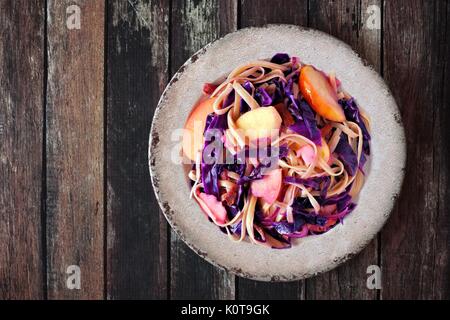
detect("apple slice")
[299,65,345,122]
[182,97,216,161]
[250,169,282,205]
[198,192,227,224]
[236,106,282,141]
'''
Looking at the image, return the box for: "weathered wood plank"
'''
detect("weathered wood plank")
[237,0,307,300]
[381,0,450,299]
[309,0,382,70]
[240,0,307,27]
[0,0,45,300]
[306,0,381,300]
[107,0,169,299]
[170,0,237,300]
[238,280,304,300]
[46,0,104,299]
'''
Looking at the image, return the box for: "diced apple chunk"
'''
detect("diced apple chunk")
[198,192,227,224]
[236,106,282,141]
[296,138,330,165]
[250,169,282,205]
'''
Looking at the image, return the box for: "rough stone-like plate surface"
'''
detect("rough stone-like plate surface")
[149,25,406,281]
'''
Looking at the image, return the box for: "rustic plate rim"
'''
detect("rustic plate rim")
[149,24,406,282]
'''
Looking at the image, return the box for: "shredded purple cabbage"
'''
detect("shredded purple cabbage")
[201,113,228,199]
[339,98,371,153]
[273,213,306,235]
[334,134,358,176]
[237,145,288,185]
[270,53,290,64]
[255,87,273,106]
[240,81,254,113]
[288,98,322,145]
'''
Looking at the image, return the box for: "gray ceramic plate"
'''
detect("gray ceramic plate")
[149,25,406,281]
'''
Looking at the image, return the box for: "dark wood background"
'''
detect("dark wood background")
[0,0,449,300]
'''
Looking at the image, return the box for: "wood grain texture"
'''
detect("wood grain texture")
[170,0,237,300]
[381,0,450,299]
[0,0,449,301]
[0,0,45,300]
[106,0,169,299]
[240,0,307,27]
[309,0,382,70]
[46,0,104,299]
[306,0,381,300]
[237,0,307,300]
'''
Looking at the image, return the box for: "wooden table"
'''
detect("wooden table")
[1,0,449,300]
